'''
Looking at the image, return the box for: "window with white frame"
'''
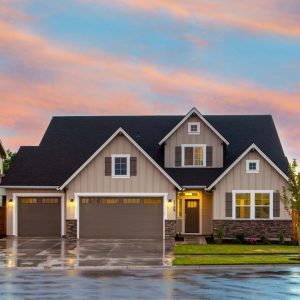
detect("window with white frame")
[112,154,130,178]
[246,160,260,173]
[233,190,273,219]
[182,144,206,167]
[188,122,200,135]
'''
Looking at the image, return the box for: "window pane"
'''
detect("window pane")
[184,147,193,165]
[177,198,182,218]
[191,125,198,131]
[255,207,270,218]
[236,193,251,206]
[194,147,204,166]
[255,193,270,205]
[236,206,250,218]
[114,157,127,175]
[249,162,256,170]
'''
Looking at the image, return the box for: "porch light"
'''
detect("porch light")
[68,199,75,207]
[8,199,13,206]
[184,193,193,196]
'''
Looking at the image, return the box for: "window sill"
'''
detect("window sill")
[112,175,130,179]
[246,170,259,174]
[188,132,200,135]
[233,219,273,221]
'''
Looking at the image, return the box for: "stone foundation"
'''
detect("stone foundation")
[213,220,292,239]
[66,219,77,239]
[165,220,176,239]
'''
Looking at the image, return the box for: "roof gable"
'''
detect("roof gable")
[158,107,229,146]
[59,127,182,190]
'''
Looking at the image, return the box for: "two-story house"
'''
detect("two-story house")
[1,108,291,239]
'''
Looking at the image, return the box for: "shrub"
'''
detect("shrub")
[215,227,224,244]
[245,237,258,245]
[278,232,285,245]
[235,233,245,244]
[260,234,271,245]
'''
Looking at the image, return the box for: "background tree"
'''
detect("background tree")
[281,159,300,258]
[3,149,16,174]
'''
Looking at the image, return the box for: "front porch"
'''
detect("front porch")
[176,190,213,236]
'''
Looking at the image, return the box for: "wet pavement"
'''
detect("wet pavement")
[0,238,174,269]
[0,266,299,299]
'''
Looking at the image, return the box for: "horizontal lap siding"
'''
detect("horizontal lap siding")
[213,151,290,220]
[164,116,223,168]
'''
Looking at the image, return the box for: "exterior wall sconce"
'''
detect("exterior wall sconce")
[8,199,13,206]
[68,199,74,206]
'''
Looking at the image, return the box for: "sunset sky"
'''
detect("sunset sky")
[1,0,300,163]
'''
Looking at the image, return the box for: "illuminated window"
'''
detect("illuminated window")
[255,193,270,218]
[102,198,119,205]
[20,198,37,204]
[144,198,162,204]
[42,198,59,204]
[235,193,251,219]
[182,145,206,167]
[123,198,141,204]
[177,198,182,218]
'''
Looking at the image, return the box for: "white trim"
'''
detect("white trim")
[12,193,65,237]
[207,143,289,190]
[246,160,260,173]
[181,144,207,167]
[232,190,273,220]
[188,122,200,135]
[111,154,130,178]
[1,186,59,189]
[158,107,229,146]
[74,192,168,239]
[59,127,182,190]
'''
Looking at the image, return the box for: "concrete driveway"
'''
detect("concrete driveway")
[0,238,174,269]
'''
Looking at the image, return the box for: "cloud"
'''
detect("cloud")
[81,0,300,37]
[0,2,299,163]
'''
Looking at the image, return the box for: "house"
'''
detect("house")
[0,108,291,239]
[0,140,6,236]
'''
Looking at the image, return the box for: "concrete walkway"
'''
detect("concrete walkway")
[0,238,174,269]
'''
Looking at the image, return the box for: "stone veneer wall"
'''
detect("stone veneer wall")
[66,220,77,239]
[165,220,176,239]
[213,220,292,239]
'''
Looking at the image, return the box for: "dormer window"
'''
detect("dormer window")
[188,122,200,135]
[246,160,260,173]
[182,144,206,167]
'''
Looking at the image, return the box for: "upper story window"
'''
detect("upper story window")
[246,160,260,173]
[181,144,206,167]
[112,154,130,178]
[188,122,200,135]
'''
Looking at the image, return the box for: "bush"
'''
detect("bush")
[215,227,224,244]
[235,233,245,244]
[260,234,271,245]
[278,232,285,245]
[245,237,258,245]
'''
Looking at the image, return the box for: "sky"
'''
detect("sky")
[0,0,300,163]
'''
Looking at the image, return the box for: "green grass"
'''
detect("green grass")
[174,244,299,255]
[173,255,300,265]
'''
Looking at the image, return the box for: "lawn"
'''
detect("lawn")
[173,255,300,265]
[174,244,299,255]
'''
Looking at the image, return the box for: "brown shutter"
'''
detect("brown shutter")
[206,146,213,167]
[105,157,112,176]
[175,147,182,167]
[225,192,232,217]
[130,157,137,176]
[273,192,280,217]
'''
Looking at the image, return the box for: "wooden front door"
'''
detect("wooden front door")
[185,199,199,233]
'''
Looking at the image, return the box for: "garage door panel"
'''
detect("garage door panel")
[18,197,61,237]
[80,197,163,239]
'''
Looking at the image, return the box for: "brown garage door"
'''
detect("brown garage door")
[79,197,163,239]
[18,197,61,237]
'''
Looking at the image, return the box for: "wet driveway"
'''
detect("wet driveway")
[0,238,174,269]
[0,266,300,299]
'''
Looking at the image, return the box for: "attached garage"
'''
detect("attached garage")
[18,197,62,237]
[79,196,163,239]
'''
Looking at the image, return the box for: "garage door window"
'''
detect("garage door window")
[20,198,37,204]
[144,198,162,204]
[123,198,141,204]
[42,198,59,204]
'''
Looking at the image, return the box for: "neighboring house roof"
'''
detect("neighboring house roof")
[158,107,230,146]
[0,140,6,158]
[1,114,289,188]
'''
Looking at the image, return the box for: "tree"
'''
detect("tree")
[281,159,300,259]
[3,149,16,174]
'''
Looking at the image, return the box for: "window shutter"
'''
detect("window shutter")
[206,146,213,167]
[175,147,182,167]
[130,157,137,176]
[273,192,280,217]
[225,192,232,217]
[105,157,112,176]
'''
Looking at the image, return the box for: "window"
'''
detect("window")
[188,122,200,135]
[246,160,260,173]
[233,190,273,219]
[144,198,162,204]
[123,198,141,204]
[182,144,206,167]
[112,154,130,178]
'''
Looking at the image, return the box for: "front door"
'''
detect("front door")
[185,199,199,233]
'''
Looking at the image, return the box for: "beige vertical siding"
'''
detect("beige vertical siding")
[164,116,224,168]
[202,192,213,235]
[213,151,290,220]
[66,135,177,219]
[5,188,63,236]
